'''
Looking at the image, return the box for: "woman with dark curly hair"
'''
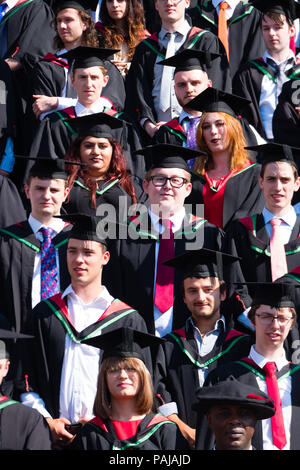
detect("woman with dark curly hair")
[31,0,126,120]
[63,113,146,219]
[96,0,150,77]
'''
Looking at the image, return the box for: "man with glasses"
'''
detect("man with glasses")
[195,282,300,450]
[109,144,224,337]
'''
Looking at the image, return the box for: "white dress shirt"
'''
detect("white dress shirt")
[249,346,292,450]
[29,214,66,309]
[21,284,115,423]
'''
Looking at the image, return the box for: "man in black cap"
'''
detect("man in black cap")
[232,0,300,141]
[0,158,72,338]
[154,248,253,449]
[223,143,300,323]
[20,213,151,449]
[110,144,224,337]
[31,0,126,121]
[0,328,53,450]
[193,378,275,450]
[196,282,300,450]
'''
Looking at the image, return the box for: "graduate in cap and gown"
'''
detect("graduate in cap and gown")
[31,0,126,121]
[108,143,224,337]
[195,282,300,450]
[20,213,152,449]
[0,328,53,450]
[70,327,188,450]
[232,0,300,141]
[192,377,275,450]
[223,143,300,321]
[154,248,253,449]
[63,113,146,218]
[184,87,265,230]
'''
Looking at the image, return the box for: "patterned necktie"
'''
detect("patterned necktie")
[186,116,201,169]
[0,3,7,20]
[160,32,176,112]
[263,362,287,450]
[40,227,59,300]
[218,2,229,61]
[154,219,175,313]
[266,57,293,98]
[270,218,288,281]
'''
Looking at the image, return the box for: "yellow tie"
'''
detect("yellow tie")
[218,2,229,61]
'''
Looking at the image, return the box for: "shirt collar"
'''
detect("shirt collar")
[3,0,18,11]
[75,98,107,116]
[249,345,289,371]
[188,315,226,336]
[212,0,240,12]
[28,213,66,236]
[159,19,190,40]
[61,283,114,307]
[148,206,186,233]
[263,49,295,66]
[262,205,296,228]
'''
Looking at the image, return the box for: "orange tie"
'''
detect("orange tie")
[218,2,229,61]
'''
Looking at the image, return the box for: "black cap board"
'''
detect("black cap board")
[192,377,275,420]
[158,49,221,74]
[15,156,85,180]
[0,328,33,360]
[82,327,164,363]
[245,142,299,169]
[67,112,125,139]
[57,213,110,244]
[236,282,296,308]
[135,143,206,171]
[250,0,300,20]
[61,46,119,69]
[163,248,239,281]
[54,0,99,12]
[185,87,251,118]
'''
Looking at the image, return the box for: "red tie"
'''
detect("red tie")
[263,362,287,450]
[154,219,174,313]
[270,218,288,281]
[218,2,229,61]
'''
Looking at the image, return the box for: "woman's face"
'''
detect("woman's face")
[106,0,128,21]
[80,136,113,176]
[106,364,141,401]
[201,113,230,154]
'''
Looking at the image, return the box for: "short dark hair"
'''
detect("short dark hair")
[261,12,294,28]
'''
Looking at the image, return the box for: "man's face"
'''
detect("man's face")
[261,14,295,56]
[67,238,110,287]
[183,276,226,323]
[174,69,211,108]
[154,0,190,26]
[142,167,192,216]
[259,161,300,214]
[24,178,69,221]
[71,66,109,105]
[207,404,256,450]
[56,8,87,47]
[252,305,294,353]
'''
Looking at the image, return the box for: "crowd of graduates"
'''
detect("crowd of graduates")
[1,0,300,453]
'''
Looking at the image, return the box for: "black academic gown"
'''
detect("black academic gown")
[24,294,152,419]
[185,163,264,230]
[108,212,224,334]
[70,413,188,450]
[195,358,300,450]
[124,27,231,138]
[31,53,127,113]
[222,213,300,316]
[188,1,265,81]
[273,78,300,148]
[0,175,26,228]
[0,394,53,450]
[0,220,71,334]
[154,321,253,428]
[233,58,300,139]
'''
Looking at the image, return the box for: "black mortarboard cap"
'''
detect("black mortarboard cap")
[0,328,33,360]
[82,327,164,363]
[237,282,296,308]
[67,112,125,139]
[61,46,119,69]
[135,143,206,171]
[245,142,300,169]
[164,248,239,281]
[54,0,98,12]
[192,377,275,420]
[185,87,251,118]
[57,213,111,244]
[157,49,221,74]
[16,156,84,180]
[250,0,300,20]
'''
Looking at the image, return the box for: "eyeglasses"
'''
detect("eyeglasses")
[150,175,188,188]
[255,314,293,326]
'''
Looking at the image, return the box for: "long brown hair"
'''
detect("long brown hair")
[53,9,99,50]
[65,135,137,208]
[194,112,250,175]
[99,0,146,61]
